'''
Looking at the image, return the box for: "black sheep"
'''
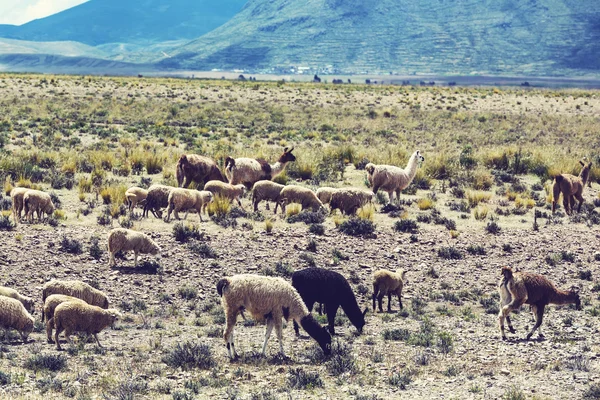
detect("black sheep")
[291,267,367,335]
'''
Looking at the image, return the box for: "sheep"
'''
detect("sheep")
[176,154,226,188]
[107,228,160,267]
[42,279,109,310]
[372,269,407,313]
[53,301,121,350]
[43,294,86,343]
[124,187,148,213]
[365,150,425,204]
[251,180,285,212]
[0,295,34,343]
[23,189,55,222]
[204,180,246,208]
[0,286,34,314]
[498,266,581,341]
[10,187,29,224]
[552,159,592,215]
[225,147,296,189]
[315,187,339,205]
[291,268,367,336]
[165,188,213,222]
[216,274,331,358]
[142,184,175,218]
[329,188,375,215]
[277,185,324,214]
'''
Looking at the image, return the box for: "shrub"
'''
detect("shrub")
[473,205,489,221]
[285,203,302,218]
[60,236,83,254]
[178,286,198,300]
[97,206,112,226]
[339,218,375,236]
[309,223,325,235]
[579,270,592,281]
[24,354,67,372]
[466,190,492,208]
[162,341,215,370]
[437,331,454,354]
[437,247,464,260]
[145,154,163,174]
[466,245,486,255]
[0,215,15,231]
[206,194,230,217]
[306,238,317,252]
[357,204,375,221]
[382,329,411,341]
[417,198,435,210]
[327,341,357,376]
[188,242,217,258]
[388,370,412,389]
[502,386,526,400]
[394,219,418,233]
[287,368,323,389]
[0,195,11,211]
[584,383,600,399]
[485,220,501,234]
[265,219,273,233]
[89,236,103,260]
[173,222,203,243]
[287,209,326,224]
[0,370,10,386]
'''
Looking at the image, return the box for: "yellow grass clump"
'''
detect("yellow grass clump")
[473,205,489,221]
[417,198,435,211]
[515,196,535,209]
[100,185,127,205]
[450,230,460,238]
[207,194,231,217]
[286,203,302,218]
[265,219,274,233]
[357,204,375,221]
[53,210,67,220]
[467,190,492,208]
[4,177,13,196]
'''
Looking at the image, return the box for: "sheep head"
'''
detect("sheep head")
[365,163,376,175]
[279,147,296,163]
[500,266,513,281]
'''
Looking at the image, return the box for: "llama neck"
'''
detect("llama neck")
[548,289,577,305]
[404,154,420,182]
[270,161,288,176]
[580,168,590,186]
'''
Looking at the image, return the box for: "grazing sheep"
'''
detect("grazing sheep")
[53,302,120,350]
[0,286,34,314]
[23,189,55,222]
[498,266,581,340]
[10,187,29,224]
[176,154,226,188]
[372,269,407,312]
[216,274,331,358]
[43,294,86,343]
[225,147,296,189]
[552,159,592,215]
[143,184,175,218]
[329,188,375,215]
[107,228,160,267]
[278,185,324,214]
[42,280,109,310]
[166,188,213,222]
[0,295,34,343]
[251,180,285,212]
[315,187,339,205]
[291,268,367,335]
[124,187,148,213]
[204,180,246,208]
[365,150,425,204]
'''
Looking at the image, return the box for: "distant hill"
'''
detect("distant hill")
[0,0,246,46]
[0,53,153,74]
[159,0,600,76]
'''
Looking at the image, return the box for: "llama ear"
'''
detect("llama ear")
[283,147,289,152]
[288,147,294,153]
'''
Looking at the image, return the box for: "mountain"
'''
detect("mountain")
[0,0,246,46]
[0,38,107,59]
[0,53,153,74]
[159,0,600,76]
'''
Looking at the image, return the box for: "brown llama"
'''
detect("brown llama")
[176,154,226,188]
[498,266,580,341]
[552,159,592,215]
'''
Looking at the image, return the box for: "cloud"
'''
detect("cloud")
[0,0,87,25]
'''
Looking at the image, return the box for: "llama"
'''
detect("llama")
[552,160,592,215]
[225,147,296,189]
[176,154,226,188]
[498,266,581,340]
[365,150,425,204]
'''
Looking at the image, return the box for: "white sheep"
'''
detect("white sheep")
[365,150,425,204]
[165,188,213,222]
[125,187,148,213]
[0,295,35,343]
[372,269,407,312]
[42,279,109,310]
[43,294,86,343]
[107,228,160,267]
[10,187,29,224]
[217,274,331,358]
[23,189,55,222]
[329,188,375,215]
[278,185,324,214]
[204,180,246,208]
[53,301,121,350]
[0,286,34,314]
[251,180,285,212]
[225,147,296,189]
[315,187,339,205]
[143,184,175,219]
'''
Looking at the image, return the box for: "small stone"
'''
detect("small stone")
[500,369,510,375]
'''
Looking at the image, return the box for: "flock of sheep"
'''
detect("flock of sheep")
[0,147,588,357]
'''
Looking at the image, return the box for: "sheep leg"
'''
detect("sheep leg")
[387,294,393,312]
[274,201,280,214]
[93,334,103,348]
[397,291,403,310]
[109,251,116,267]
[274,318,284,356]
[526,304,545,340]
[236,197,243,209]
[395,189,401,204]
[265,202,270,211]
[377,293,385,313]
[372,285,379,311]
[46,319,54,343]
[262,318,274,356]
[134,251,139,267]
[224,314,238,359]
[253,199,259,212]
[326,304,339,335]
[387,190,394,205]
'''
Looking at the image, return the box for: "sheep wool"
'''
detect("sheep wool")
[107,228,160,267]
[125,187,148,212]
[366,150,425,204]
[204,180,246,208]
[23,189,55,222]
[278,185,324,214]
[372,269,406,312]
[176,154,226,188]
[217,274,331,358]
[42,279,109,310]
[251,180,285,212]
[329,188,375,215]
[43,294,86,343]
[292,268,367,335]
[166,188,213,222]
[10,187,29,224]
[0,295,35,343]
[315,187,339,205]
[0,286,34,314]
[53,302,120,350]
[143,184,175,218]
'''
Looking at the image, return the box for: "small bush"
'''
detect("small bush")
[173,222,203,243]
[417,198,435,210]
[89,236,103,260]
[584,383,600,399]
[394,219,418,233]
[437,247,464,260]
[388,370,413,389]
[162,341,215,370]
[339,218,375,236]
[327,341,357,376]
[473,205,489,221]
[287,368,323,389]
[24,354,67,372]
[382,329,411,341]
[207,194,231,217]
[579,270,592,281]
[0,371,10,386]
[485,220,501,234]
[97,207,112,226]
[467,245,486,255]
[287,209,326,224]
[502,386,526,400]
[0,215,15,231]
[466,190,492,208]
[188,242,217,258]
[60,236,83,254]
[306,238,317,252]
[309,223,325,235]
[178,285,198,300]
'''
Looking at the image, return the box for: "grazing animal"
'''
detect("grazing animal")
[498,266,581,340]
[225,147,296,189]
[107,228,160,267]
[43,294,87,343]
[329,188,375,215]
[53,302,120,350]
[42,279,109,311]
[23,189,55,222]
[365,150,425,204]
[10,187,29,224]
[552,160,592,215]
[124,187,148,213]
[251,180,285,212]
[165,188,213,222]
[203,180,246,208]
[217,274,331,358]
[143,184,175,218]
[315,187,339,206]
[176,154,226,188]
[0,295,35,343]
[0,286,34,314]
[372,269,406,312]
[278,185,324,214]
[291,268,367,335]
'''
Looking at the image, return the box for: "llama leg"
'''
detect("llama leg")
[46,318,54,343]
[372,285,379,311]
[397,290,403,310]
[575,193,584,213]
[499,298,525,340]
[563,195,571,215]
[377,293,385,313]
[387,190,394,205]
[109,252,115,267]
[395,189,401,204]
[274,318,284,355]
[505,315,516,334]
[224,313,238,359]
[134,251,138,267]
[326,304,339,335]
[262,318,274,356]
[526,304,545,340]
[569,195,576,214]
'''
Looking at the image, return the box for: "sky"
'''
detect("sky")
[0,0,88,26]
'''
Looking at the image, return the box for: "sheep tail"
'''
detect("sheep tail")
[216,278,230,297]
